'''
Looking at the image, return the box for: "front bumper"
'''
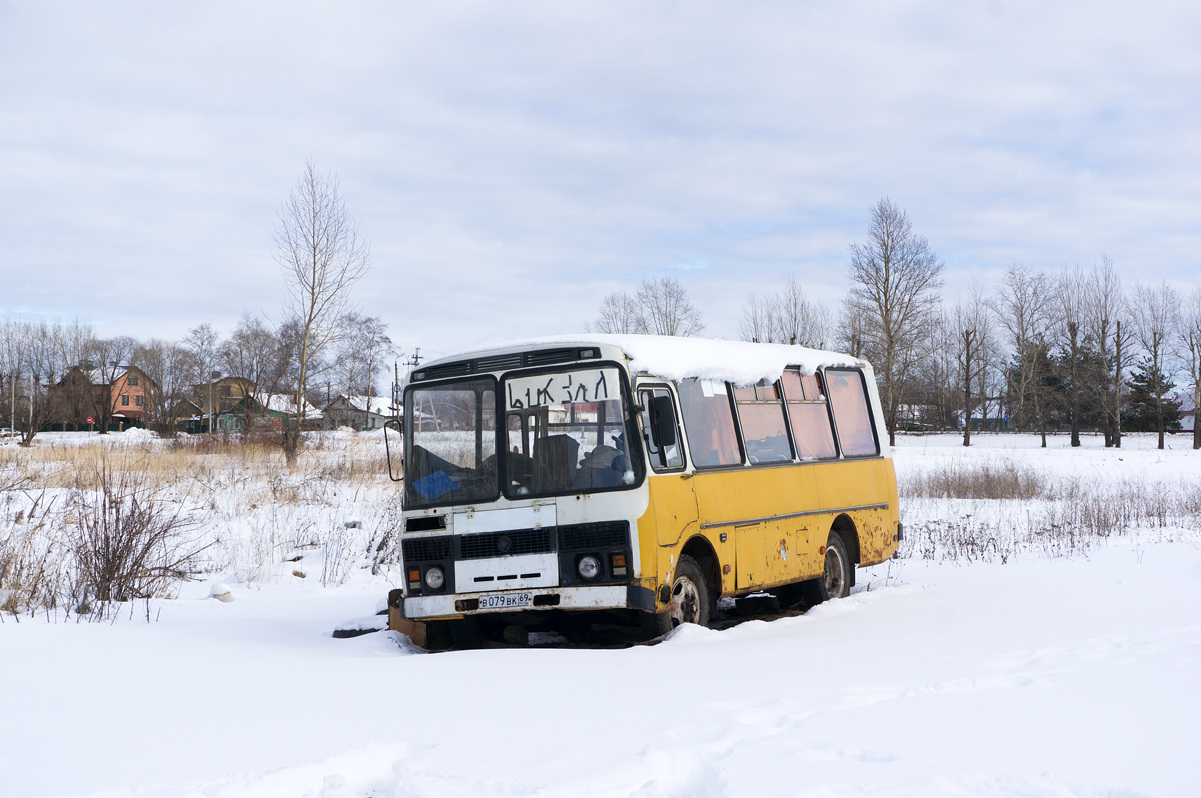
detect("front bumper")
[396,582,657,621]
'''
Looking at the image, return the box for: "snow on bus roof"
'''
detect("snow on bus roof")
[452,334,863,385]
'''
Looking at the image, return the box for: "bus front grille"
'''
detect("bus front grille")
[402,536,453,563]
[559,521,629,551]
[459,528,555,560]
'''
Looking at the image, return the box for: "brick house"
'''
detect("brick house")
[49,365,156,430]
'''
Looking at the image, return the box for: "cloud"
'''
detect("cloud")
[2,1,1199,354]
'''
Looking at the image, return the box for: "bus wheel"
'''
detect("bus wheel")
[667,555,712,628]
[801,533,852,606]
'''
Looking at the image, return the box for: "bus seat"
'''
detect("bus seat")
[574,444,623,489]
[532,435,579,492]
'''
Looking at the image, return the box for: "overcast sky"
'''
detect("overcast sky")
[2,1,1199,360]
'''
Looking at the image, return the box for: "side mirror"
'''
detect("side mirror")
[650,395,678,448]
[383,418,404,482]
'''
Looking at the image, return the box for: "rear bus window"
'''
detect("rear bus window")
[780,370,838,460]
[733,382,792,464]
[677,378,742,468]
[825,369,879,457]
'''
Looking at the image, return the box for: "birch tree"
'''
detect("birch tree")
[275,158,371,465]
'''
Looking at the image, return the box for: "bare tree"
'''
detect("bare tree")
[992,265,1058,445]
[133,338,190,436]
[740,277,832,348]
[737,292,773,343]
[952,282,993,446]
[12,319,60,446]
[590,277,702,337]
[50,317,97,431]
[0,318,20,433]
[89,337,140,434]
[1129,281,1181,450]
[275,158,371,465]
[635,276,704,336]
[333,314,393,400]
[590,291,647,334]
[846,198,944,446]
[835,296,870,359]
[1054,266,1090,447]
[219,314,293,432]
[1084,257,1131,447]
[184,324,221,433]
[916,311,957,430]
[1180,287,1201,450]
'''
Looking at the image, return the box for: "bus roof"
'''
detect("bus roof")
[427,334,865,386]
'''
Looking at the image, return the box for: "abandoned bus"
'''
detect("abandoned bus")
[389,335,901,642]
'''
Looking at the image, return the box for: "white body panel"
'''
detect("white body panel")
[453,553,560,592]
[453,503,556,534]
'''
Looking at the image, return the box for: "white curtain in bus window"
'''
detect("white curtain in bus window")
[733,382,792,464]
[677,378,741,467]
[825,369,879,456]
[780,370,837,459]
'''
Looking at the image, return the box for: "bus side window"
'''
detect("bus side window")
[825,369,879,457]
[639,388,684,470]
[732,381,792,464]
[781,370,838,460]
[677,378,742,468]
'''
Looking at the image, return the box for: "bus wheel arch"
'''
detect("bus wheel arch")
[830,514,861,573]
[655,537,719,630]
[799,517,859,606]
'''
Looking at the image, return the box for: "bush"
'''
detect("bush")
[69,458,209,607]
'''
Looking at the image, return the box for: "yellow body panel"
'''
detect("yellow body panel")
[637,457,900,603]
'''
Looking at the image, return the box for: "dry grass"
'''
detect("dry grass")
[900,459,1046,501]
[898,458,1201,563]
[1,432,402,617]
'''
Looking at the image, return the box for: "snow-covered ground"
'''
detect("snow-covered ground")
[2,432,1200,797]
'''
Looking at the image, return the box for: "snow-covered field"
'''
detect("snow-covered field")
[2,431,1200,797]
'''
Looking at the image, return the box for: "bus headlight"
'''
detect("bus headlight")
[577,555,601,581]
[424,566,445,590]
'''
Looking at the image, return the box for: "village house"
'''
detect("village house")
[322,394,394,430]
[48,364,156,430]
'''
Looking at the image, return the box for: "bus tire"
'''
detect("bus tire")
[667,555,712,628]
[801,533,852,606]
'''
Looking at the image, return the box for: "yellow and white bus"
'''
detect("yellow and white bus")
[389,335,901,643]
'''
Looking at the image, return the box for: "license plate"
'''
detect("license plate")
[479,592,533,610]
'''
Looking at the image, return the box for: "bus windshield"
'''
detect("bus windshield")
[502,365,643,498]
[404,378,498,509]
[403,366,644,508]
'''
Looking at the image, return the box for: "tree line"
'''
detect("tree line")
[0,312,394,443]
[591,198,1201,451]
[2,159,388,462]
